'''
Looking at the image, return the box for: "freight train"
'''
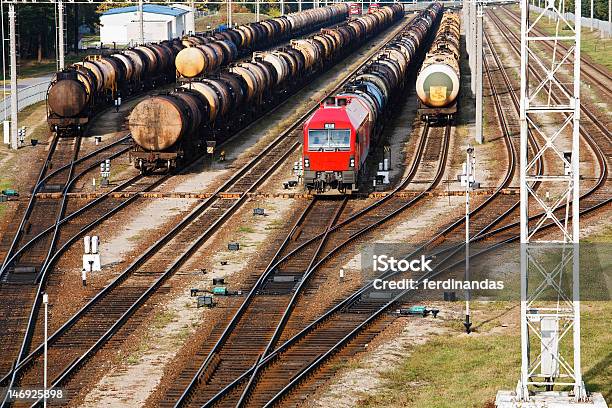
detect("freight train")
[47,39,183,137]
[128,4,405,173]
[302,3,443,194]
[416,11,461,121]
[46,4,349,138]
[175,4,350,78]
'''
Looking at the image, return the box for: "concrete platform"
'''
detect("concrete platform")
[496,391,608,408]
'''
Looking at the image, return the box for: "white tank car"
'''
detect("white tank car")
[416,12,461,109]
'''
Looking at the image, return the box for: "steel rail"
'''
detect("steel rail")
[3,19,420,406]
[0,145,131,280]
[234,197,348,407]
[182,115,432,407]
[494,7,612,142]
[206,11,611,402]
[0,135,131,277]
[20,130,299,407]
[258,21,611,406]
[262,174,611,407]
[198,122,451,407]
[500,5,612,100]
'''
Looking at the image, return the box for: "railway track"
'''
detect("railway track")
[486,9,610,192]
[0,137,132,281]
[4,126,301,407]
[0,17,421,407]
[182,13,612,407]
[0,136,134,378]
[166,121,451,407]
[161,196,350,407]
[500,5,612,102]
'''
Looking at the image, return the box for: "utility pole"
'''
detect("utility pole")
[57,0,65,70]
[189,0,196,34]
[475,2,483,144]
[281,0,285,16]
[256,0,260,22]
[470,0,476,94]
[227,0,233,27]
[8,3,17,150]
[138,0,144,45]
[590,0,593,31]
[299,0,302,12]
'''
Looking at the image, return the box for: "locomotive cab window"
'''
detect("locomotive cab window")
[308,129,351,151]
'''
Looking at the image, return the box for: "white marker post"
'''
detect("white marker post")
[42,292,48,408]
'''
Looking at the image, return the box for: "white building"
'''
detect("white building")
[100,4,191,45]
[171,4,196,34]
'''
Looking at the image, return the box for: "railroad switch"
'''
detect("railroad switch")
[396,306,439,318]
[228,242,240,251]
[253,208,265,216]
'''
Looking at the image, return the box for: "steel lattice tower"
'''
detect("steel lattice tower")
[517,0,585,401]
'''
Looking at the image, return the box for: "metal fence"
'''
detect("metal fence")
[0,80,51,122]
[529,4,612,37]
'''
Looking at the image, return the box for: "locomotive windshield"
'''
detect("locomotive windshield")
[308,129,351,151]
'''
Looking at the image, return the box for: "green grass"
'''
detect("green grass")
[357,301,611,407]
[238,226,255,233]
[195,12,272,31]
[264,219,284,230]
[152,310,177,329]
[17,54,84,78]
[357,225,612,406]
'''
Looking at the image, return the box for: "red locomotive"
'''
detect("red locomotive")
[303,96,375,193]
[302,2,443,194]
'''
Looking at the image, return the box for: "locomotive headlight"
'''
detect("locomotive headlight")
[304,157,310,168]
[349,156,355,168]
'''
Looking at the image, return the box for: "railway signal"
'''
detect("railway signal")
[17,126,26,148]
[100,159,111,186]
[458,145,479,334]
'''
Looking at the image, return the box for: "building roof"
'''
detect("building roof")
[102,4,188,17]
